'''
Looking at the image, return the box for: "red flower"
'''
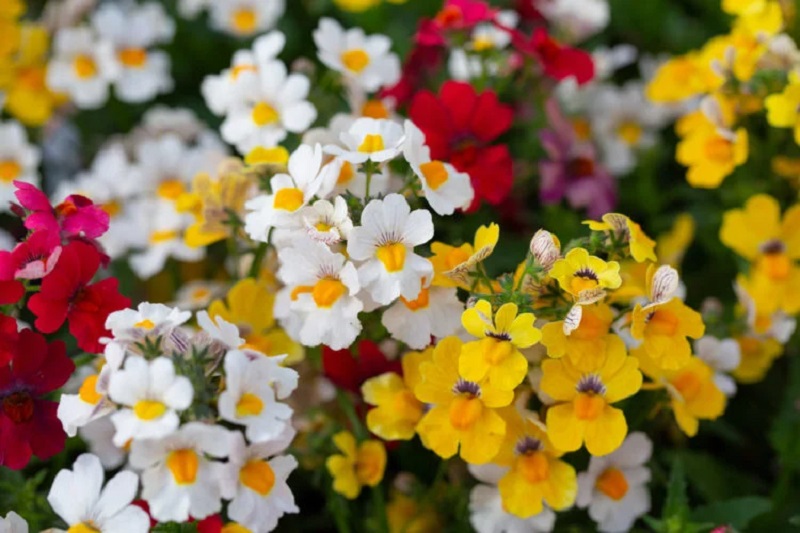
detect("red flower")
[511,28,594,84]
[28,241,129,353]
[417,0,497,46]
[381,43,444,108]
[0,314,19,367]
[0,230,62,280]
[0,326,74,469]
[410,81,514,209]
[0,257,23,306]
[323,340,401,395]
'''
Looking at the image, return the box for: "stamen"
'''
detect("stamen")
[574,268,599,281]
[515,435,543,455]
[760,239,786,255]
[576,374,606,395]
[452,378,481,397]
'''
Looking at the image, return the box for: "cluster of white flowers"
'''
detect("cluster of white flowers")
[178,0,285,38]
[47,1,175,108]
[53,303,300,531]
[447,10,519,82]
[0,120,40,212]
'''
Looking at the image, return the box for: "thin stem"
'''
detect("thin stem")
[248,241,268,279]
[371,484,389,533]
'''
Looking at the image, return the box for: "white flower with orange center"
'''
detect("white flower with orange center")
[135,133,226,195]
[46,26,119,109]
[0,120,40,213]
[276,237,363,349]
[347,194,434,305]
[220,429,299,532]
[209,0,285,38]
[57,369,115,437]
[381,282,464,349]
[325,117,405,165]
[0,512,27,533]
[202,31,285,115]
[313,18,400,92]
[106,302,192,345]
[107,355,194,446]
[91,2,175,103]
[218,350,296,443]
[576,432,652,533]
[403,120,474,216]
[273,195,354,247]
[220,60,317,154]
[245,144,334,241]
[448,11,519,81]
[130,422,231,522]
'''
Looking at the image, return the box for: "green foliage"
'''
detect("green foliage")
[691,497,772,530]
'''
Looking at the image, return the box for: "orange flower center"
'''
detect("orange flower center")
[420,160,449,190]
[79,375,103,405]
[376,242,406,272]
[337,161,355,185]
[341,49,370,73]
[232,8,257,34]
[647,309,679,336]
[357,133,385,153]
[574,392,605,421]
[72,54,97,79]
[252,101,280,126]
[0,160,21,183]
[596,467,629,500]
[482,337,514,365]
[671,369,703,402]
[704,136,733,163]
[517,451,550,484]
[361,99,389,119]
[239,459,276,495]
[759,252,791,281]
[448,395,483,430]
[118,47,147,68]
[167,449,199,485]
[273,187,304,211]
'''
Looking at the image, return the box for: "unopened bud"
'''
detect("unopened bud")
[530,229,561,270]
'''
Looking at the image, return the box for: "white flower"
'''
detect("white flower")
[382,284,463,349]
[276,238,363,349]
[209,0,285,37]
[220,430,299,532]
[448,11,518,81]
[326,157,391,199]
[403,120,474,215]
[79,416,127,470]
[106,302,192,343]
[46,26,119,109]
[138,105,207,141]
[91,2,174,103]
[347,194,433,305]
[576,432,652,533]
[0,120,40,213]
[273,196,354,247]
[58,369,115,437]
[468,463,556,533]
[130,422,230,522]
[220,60,316,153]
[314,18,400,92]
[0,512,27,533]
[197,311,246,350]
[244,144,334,239]
[48,453,149,533]
[202,31,286,115]
[325,117,405,165]
[538,0,610,42]
[695,336,741,397]
[174,280,226,310]
[108,356,194,446]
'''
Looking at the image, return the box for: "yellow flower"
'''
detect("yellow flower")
[326,431,387,499]
[733,0,783,36]
[245,146,289,167]
[362,349,429,440]
[733,335,783,383]
[386,492,441,533]
[459,301,540,390]
[414,336,513,464]
[641,356,725,437]
[646,53,722,103]
[630,298,705,370]
[495,414,577,519]
[676,120,748,188]
[584,213,656,263]
[657,213,695,268]
[429,223,499,288]
[541,303,620,372]
[540,343,642,455]
[209,278,304,363]
[0,0,23,19]
[766,73,800,145]
[333,0,407,12]
[549,248,622,300]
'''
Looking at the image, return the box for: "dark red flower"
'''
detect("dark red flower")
[28,241,129,353]
[0,314,19,367]
[0,257,23,306]
[0,230,62,280]
[196,515,224,533]
[0,327,74,469]
[410,81,514,209]
[417,0,497,46]
[381,43,444,108]
[511,27,594,84]
[323,340,401,395]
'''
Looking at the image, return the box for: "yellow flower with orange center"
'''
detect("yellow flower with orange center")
[630,297,705,371]
[541,303,620,372]
[429,223,499,288]
[549,248,622,300]
[584,213,656,263]
[676,117,748,189]
[326,431,387,499]
[733,335,783,383]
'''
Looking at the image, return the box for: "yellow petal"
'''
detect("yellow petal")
[462,300,493,338]
[545,403,584,453]
[583,406,627,456]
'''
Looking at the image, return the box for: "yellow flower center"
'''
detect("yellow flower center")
[273,187,304,211]
[239,459,276,496]
[376,242,406,272]
[150,229,180,244]
[78,375,102,405]
[167,449,199,485]
[617,121,642,145]
[72,54,97,79]
[157,178,185,200]
[192,287,211,302]
[570,309,607,340]
[420,160,449,190]
[400,287,430,311]
[448,395,483,430]
[337,161,355,185]
[231,63,256,79]
[472,36,494,52]
[222,525,252,533]
[570,275,598,294]
[671,369,702,403]
[647,309,679,336]
[357,134,385,153]
[67,522,100,533]
[482,337,514,365]
[445,247,471,269]
[232,8,257,34]
[574,393,605,421]
[704,136,734,163]
[572,118,592,141]
[361,99,390,119]
[341,48,370,73]
[133,399,167,420]
[252,101,280,126]
[596,467,629,500]
[517,451,550,484]
[235,392,264,417]
[242,333,272,355]
[0,160,21,183]
[118,47,147,68]
[102,200,122,218]
[134,319,156,330]
[356,449,384,485]
[313,278,347,308]
[759,252,791,281]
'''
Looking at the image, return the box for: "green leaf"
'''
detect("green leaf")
[676,450,765,501]
[664,458,690,525]
[691,496,772,530]
[151,523,199,533]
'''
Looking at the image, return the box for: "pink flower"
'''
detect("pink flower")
[0,231,62,280]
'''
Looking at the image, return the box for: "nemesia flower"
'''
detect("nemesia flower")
[695,336,741,397]
[460,301,541,390]
[541,340,642,455]
[107,356,193,446]
[630,297,705,371]
[0,512,27,533]
[105,302,192,345]
[576,432,652,532]
[79,416,127,470]
[322,339,401,395]
[549,247,622,300]
[541,303,618,371]
[0,121,40,212]
[273,196,353,246]
[447,11,518,82]
[512,28,595,84]
[414,336,513,464]
[208,0,285,38]
[584,213,657,263]
[130,422,231,522]
[325,118,405,165]
[417,0,497,47]
[326,430,387,499]
[381,282,463,349]
[314,18,401,93]
[47,453,150,533]
[347,193,433,305]
[362,348,429,440]
[765,70,800,144]
[733,335,783,384]
[197,311,245,351]
[0,325,74,469]
[57,369,115,437]
[174,280,226,310]
[0,230,61,279]
[410,81,513,209]
[28,240,130,353]
[429,223,499,289]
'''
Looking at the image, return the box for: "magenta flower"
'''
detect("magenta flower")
[538,99,616,218]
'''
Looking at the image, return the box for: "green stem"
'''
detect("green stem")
[248,241,268,279]
[336,389,366,439]
[365,164,373,200]
[371,484,389,533]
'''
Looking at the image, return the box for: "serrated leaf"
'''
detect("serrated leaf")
[664,458,689,524]
[691,496,771,530]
